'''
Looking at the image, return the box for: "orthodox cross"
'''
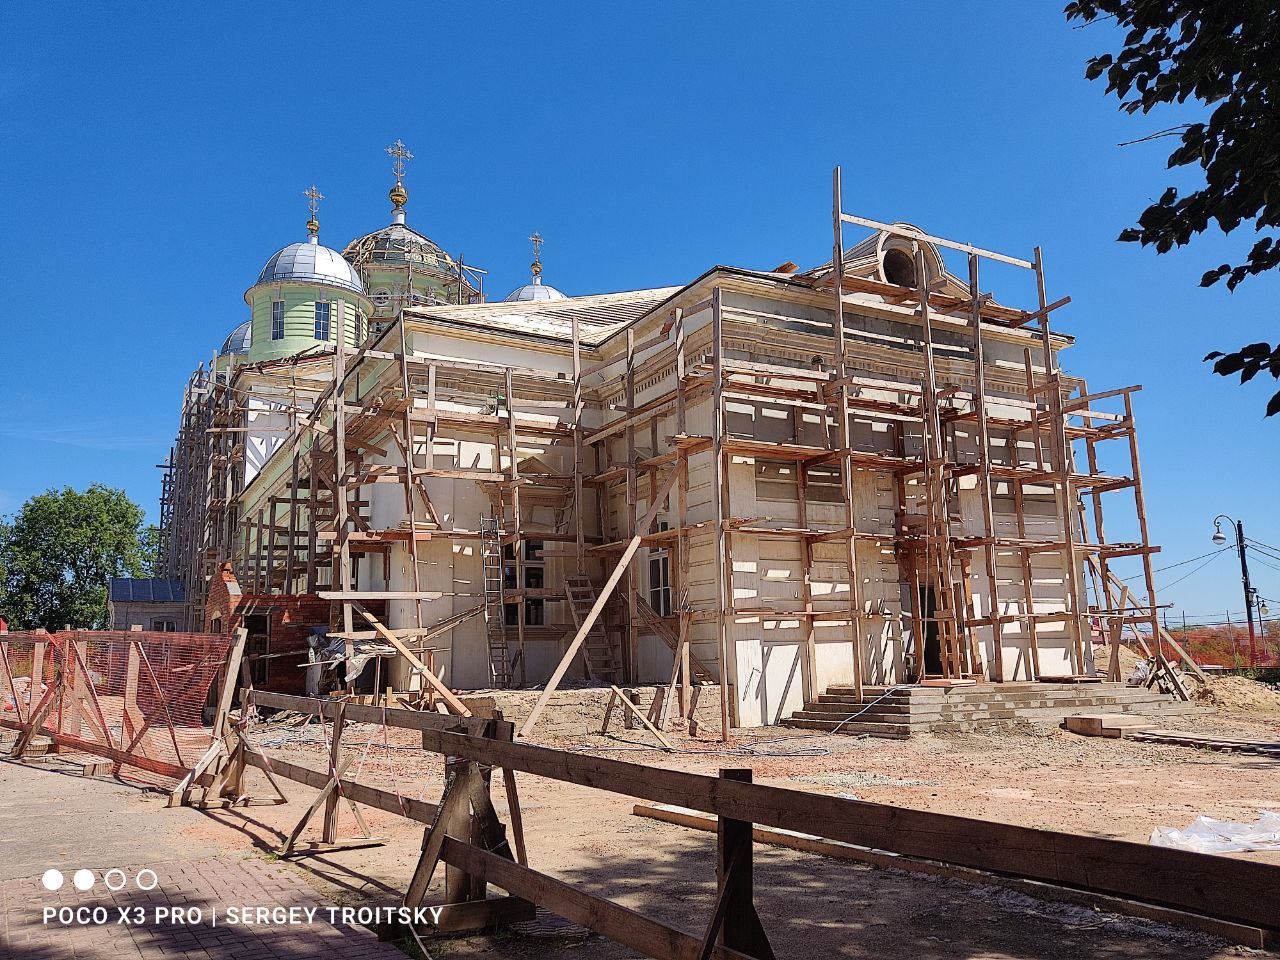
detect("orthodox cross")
[386,139,414,180]
[529,231,544,276]
[304,184,324,218]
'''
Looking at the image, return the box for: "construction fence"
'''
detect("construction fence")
[0,628,231,785]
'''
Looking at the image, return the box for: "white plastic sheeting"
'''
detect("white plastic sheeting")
[1150,811,1280,854]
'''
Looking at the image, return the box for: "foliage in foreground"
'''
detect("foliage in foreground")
[1066,1,1280,415]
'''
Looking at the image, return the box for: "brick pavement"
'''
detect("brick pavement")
[0,855,408,960]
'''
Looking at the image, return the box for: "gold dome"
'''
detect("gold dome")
[306,215,320,236]
[389,179,408,208]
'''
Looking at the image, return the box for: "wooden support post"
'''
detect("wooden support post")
[1033,246,1086,674]
[701,769,775,960]
[711,287,733,740]
[572,315,586,570]
[967,253,1003,681]
[674,306,692,721]
[321,702,346,843]
[831,168,865,701]
[506,368,526,688]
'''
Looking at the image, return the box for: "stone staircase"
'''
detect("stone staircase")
[784,681,1205,739]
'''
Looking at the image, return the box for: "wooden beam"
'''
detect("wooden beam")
[350,602,472,716]
[518,461,685,738]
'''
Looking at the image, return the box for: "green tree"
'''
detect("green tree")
[1066,1,1280,415]
[0,485,156,630]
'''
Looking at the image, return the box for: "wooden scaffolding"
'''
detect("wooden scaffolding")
[162,169,1196,742]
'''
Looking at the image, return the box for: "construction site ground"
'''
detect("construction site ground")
[2,671,1277,960]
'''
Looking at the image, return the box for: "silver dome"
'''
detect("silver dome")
[256,240,365,294]
[504,279,567,302]
[220,320,252,356]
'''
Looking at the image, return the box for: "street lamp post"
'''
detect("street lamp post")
[1212,515,1258,667]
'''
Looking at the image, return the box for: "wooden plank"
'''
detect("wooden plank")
[837,211,1034,269]
[250,691,490,736]
[351,602,471,716]
[608,685,674,750]
[243,751,437,823]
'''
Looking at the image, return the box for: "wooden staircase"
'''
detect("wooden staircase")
[564,575,623,682]
[634,598,716,683]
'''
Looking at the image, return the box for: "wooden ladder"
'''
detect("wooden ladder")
[920,459,967,679]
[564,575,623,682]
[480,516,512,688]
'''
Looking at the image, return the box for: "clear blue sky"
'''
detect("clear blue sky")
[1,3,1276,624]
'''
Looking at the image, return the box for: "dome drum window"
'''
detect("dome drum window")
[314,301,331,342]
[271,300,285,340]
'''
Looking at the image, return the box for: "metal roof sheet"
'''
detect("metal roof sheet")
[108,578,186,603]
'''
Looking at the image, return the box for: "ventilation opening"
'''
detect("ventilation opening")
[883,248,917,287]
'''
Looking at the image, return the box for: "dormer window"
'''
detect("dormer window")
[271,300,285,340]
[314,301,331,341]
[882,248,917,288]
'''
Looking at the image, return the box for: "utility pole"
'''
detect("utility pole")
[1214,515,1258,668]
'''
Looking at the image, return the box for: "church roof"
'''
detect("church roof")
[405,287,680,345]
[220,320,252,356]
[504,279,567,302]
[343,222,461,276]
[254,240,365,295]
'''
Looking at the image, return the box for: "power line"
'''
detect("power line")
[1120,547,1229,582]
[1245,535,1280,555]
[1155,549,1229,593]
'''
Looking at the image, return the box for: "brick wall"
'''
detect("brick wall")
[200,563,385,696]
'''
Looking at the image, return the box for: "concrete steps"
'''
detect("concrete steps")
[784,681,1203,738]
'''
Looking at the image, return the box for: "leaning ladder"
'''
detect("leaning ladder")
[480,516,512,688]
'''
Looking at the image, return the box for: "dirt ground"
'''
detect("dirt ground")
[4,673,1276,959]
[160,672,1278,959]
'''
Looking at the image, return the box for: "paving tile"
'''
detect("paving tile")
[0,857,405,960]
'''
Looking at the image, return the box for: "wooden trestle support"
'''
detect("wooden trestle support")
[167,691,1277,952]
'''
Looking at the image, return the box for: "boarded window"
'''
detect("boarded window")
[806,464,843,503]
[755,459,797,501]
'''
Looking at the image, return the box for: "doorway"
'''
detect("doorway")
[918,586,941,676]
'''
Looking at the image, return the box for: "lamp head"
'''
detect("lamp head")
[1212,522,1227,546]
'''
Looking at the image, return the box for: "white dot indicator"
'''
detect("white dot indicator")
[135,869,158,891]
[72,869,95,892]
[41,869,64,891]
[104,869,127,892]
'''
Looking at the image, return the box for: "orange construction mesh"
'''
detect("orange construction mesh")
[0,630,231,787]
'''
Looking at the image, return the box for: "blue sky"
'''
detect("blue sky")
[1,3,1277,623]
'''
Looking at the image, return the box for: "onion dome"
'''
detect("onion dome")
[504,230,567,301]
[254,239,366,295]
[219,320,252,356]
